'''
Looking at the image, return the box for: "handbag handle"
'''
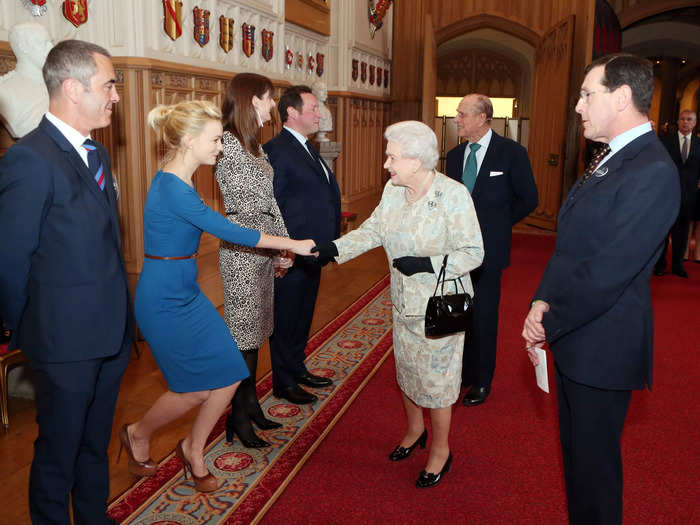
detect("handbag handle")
[432,255,467,297]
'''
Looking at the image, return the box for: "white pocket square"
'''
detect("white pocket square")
[489,171,504,177]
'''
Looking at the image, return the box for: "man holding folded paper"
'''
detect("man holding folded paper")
[522,54,680,525]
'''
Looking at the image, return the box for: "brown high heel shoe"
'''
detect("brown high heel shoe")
[175,439,219,493]
[117,424,157,477]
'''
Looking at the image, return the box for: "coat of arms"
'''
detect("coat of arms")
[62,0,87,27]
[316,53,325,77]
[377,67,383,86]
[351,59,359,82]
[368,0,393,39]
[193,7,210,47]
[285,47,294,69]
[384,68,389,88]
[296,52,303,71]
[369,65,375,85]
[261,30,274,62]
[360,61,367,83]
[308,54,315,74]
[219,16,234,53]
[242,23,255,58]
[23,0,47,17]
[163,0,183,41]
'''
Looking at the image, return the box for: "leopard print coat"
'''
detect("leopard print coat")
[215,132,289,350]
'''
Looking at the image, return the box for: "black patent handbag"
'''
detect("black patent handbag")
[424,255,473,338]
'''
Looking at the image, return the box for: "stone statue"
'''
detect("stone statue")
[0,23,53,138]
[312,81,332,142]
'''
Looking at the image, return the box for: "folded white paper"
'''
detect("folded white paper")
[534,347,549,393]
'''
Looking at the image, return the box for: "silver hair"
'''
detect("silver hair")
[384,120,439,171]
[43,39,111,97]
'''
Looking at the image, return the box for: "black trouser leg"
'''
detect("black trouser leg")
[555,365,631,525]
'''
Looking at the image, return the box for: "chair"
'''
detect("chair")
[0,342,25,431]
[340,211,357,234]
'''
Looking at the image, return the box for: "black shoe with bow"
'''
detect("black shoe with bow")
[389,429,428,461]
[416,452,453,488]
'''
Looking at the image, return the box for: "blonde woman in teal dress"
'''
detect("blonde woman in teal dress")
[313,121,484,488]
[122,100,315,493]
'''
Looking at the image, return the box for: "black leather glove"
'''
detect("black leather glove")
[392,256,434,276]
[311,241,339,263]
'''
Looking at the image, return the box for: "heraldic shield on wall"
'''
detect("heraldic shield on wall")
[242,23,255,57]
[220,16,234,53]
[163,0,183,41]
[193,7,210,47]
[316,53,324,77]
[62,0,87,27]
[351,59,358,81]
[261,30,274,62]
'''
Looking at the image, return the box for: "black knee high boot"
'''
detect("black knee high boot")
[225,349,270,448]
[242,349,282,430]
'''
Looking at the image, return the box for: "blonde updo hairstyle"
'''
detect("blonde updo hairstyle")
[147,100,222,162]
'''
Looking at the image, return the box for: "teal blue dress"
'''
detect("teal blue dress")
[134,171,261,392]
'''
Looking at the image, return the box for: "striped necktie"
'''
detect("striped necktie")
[82,139,105,190]
[577,143,611,188]
[681,136,689,163]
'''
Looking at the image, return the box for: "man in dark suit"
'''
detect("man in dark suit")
[654,109,700,278]
[446,94,538,406]
[263,85,341,405]
[0,40,134,525]
[522,54,680,525]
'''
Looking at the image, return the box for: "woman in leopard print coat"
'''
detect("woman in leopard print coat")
[215,73,291,448]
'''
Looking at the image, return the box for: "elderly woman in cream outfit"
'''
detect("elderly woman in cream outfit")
[313,121,483,488]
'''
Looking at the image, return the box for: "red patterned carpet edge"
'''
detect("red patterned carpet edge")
[107,274,392,522]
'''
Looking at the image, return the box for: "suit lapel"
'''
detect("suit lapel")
[472,131,500,198]
[281,128,328,181]
[560,131,657,218]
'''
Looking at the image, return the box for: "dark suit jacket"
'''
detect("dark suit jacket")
[446,131,538,270]
[534,130,680,390]
[660,132,700,214]
[0,117,134,363]
[263,128,341,264]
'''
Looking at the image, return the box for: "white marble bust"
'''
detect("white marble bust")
[312,81,332,142]
[0,23,53,138]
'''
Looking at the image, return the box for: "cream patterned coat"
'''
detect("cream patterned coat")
[334,172,484,407]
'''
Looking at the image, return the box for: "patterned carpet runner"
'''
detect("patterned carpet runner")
[108,275,393,524]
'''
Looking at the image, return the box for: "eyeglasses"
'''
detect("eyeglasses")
[579,89,607,103]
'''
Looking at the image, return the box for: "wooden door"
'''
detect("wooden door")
[421,13,437,127]
[526,15,574,231]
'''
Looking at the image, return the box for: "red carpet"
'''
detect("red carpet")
[261,232,700,524]
[108,276,395,524]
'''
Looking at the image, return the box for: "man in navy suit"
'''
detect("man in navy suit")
[523,54,680,525]
[654,109,700,278]
[263,85,341,405]
[446,94,538,406]
[0,40,134,524]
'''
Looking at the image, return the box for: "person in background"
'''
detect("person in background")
[445,93,538,407]
[522,53,680,525]
[313,120,484,488]
[263,85,341,405]
[122,100,315,493]
[215,73,291,448]
[0,39,133,525]
[654,109,700,278]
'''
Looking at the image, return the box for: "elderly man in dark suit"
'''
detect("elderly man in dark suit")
[263,85,341,405]
[0,40,134,524]
[523,54,680,525]
[446,94,538,406]
[654,109,700,278]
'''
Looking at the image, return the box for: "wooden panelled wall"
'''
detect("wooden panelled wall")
[391,0,597,230]
[0,50,389,307]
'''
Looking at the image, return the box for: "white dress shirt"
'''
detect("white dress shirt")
[45,111,92,167]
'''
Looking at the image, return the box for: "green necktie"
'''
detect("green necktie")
[462,143,481,193]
